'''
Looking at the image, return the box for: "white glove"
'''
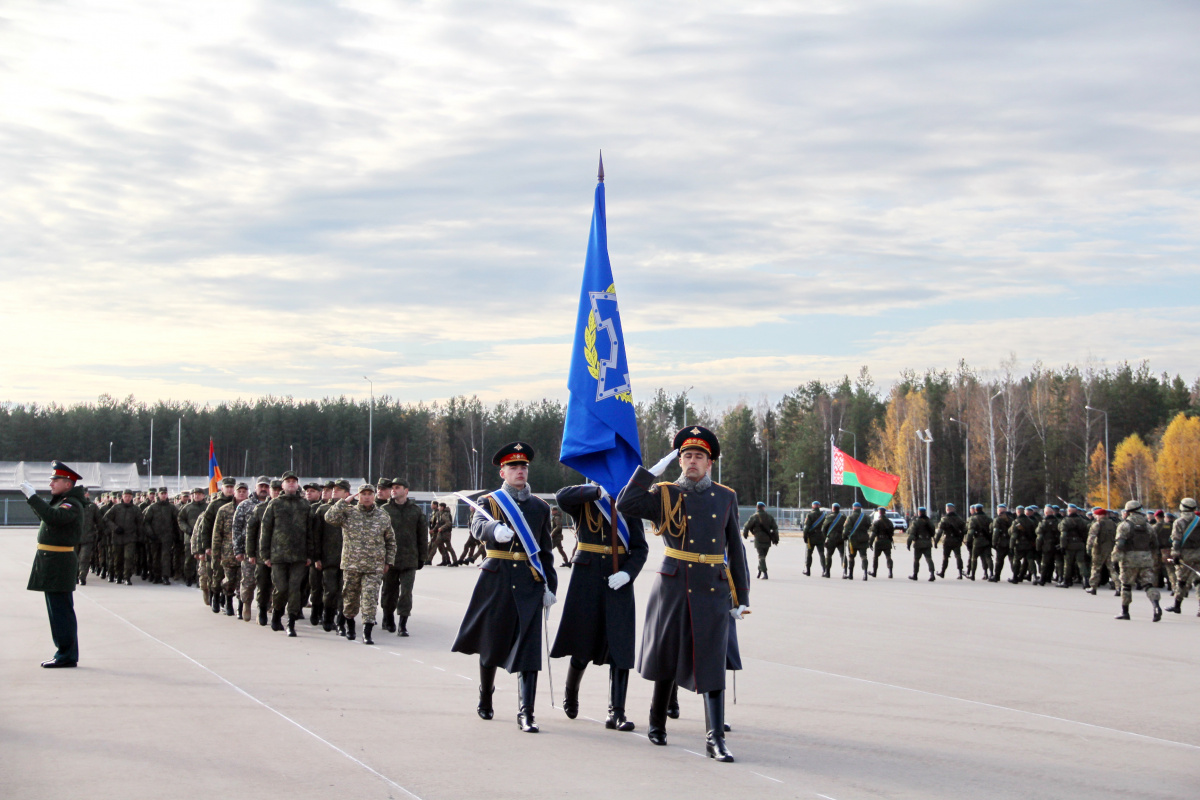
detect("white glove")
[730,604,748,620]
[543,588,556,608]
[492,524,514,543]
[608,571,631,590]
[597,484,610,501]
[19,482,36,499]
[649,449,679,477]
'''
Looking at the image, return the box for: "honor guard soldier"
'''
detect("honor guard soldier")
[452,443,558,733]
[551,481,648,731]
[617,426,750,763]
[21,461,86,668]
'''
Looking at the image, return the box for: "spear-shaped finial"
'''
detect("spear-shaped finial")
[598,150,604,182]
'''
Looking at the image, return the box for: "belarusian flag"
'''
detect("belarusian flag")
[831,444,900,506]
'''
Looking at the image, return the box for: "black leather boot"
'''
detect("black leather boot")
[225,595,235,616]
[1169,597,1183,614]
[398,615,409,637]
[563,660,585,719]
[310,602,323,626]
[322,607,335,631]
[605,667,635,731]
[345,617,356,641]
[1153,599,1163,622]
[703,691,734,762]
[648,679,671,745]
[337,611,346,636]
[363,622,374,644]
[381,610,395,633]
[517,671,539,732]
[286,615,297,637]
[666,682,680,719]
[270,609,284,631]
[236,599,243,618]
[211,592,222,613]
[478,665,497,719]
[259,607,268,626]
[1115,605,1130,620]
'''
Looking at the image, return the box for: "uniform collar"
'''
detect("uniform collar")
[674,473,712,493]
[502,482,532,502]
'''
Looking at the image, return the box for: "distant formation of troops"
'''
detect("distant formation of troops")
[795,496,1200,621]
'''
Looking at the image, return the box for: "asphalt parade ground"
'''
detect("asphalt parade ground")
[3,527,1199,800]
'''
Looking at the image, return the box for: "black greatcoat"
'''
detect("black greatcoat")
[617,467,750,694]
[549,484,648,669]
[451,487,559,673]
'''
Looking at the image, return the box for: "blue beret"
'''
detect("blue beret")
[852,502,862,508]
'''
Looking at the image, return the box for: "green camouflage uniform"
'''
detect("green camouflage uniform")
[1170,510,1200,611]
[1035,514,1061,585]
[868,513,895,576]
[1058,512,1090,586]
[325,499,395,625]
[742,509,780,577]
[1087,516,1119,591]
[178,499,206,583]
[989,511,1011,581]
[907,514,936,579]
[966,510,992,579]
[211,501,241,597]
[104,500,145,583]
[934,511,966,578]
[77,499,102,583]
[260,493,314,620]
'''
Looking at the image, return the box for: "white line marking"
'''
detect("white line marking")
[775,661,1200,751]
[751,771,783,783]
[816,793,839,800]
[412,659,424,663]
[456,674,473,681]
[81,593,423,799]
[432,666,445,671]
[682,748,704,757]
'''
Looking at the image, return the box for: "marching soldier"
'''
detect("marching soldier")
[380,479,427,636]
[315,480,349,633]
[143,488,179,585]
[742,501,780,579]
[907,507,935,581]
[1086,507,1119,595]
[868,507,895,578]
[247,480,282,625]
[1057,504,1089,588]
[104,489,145,585]
[616,426,749,763]
[1167,498,1200,616]
[844,502,870,580]
[324,484,395,645]
[803,501,828,577]
[965,504,992,580]
[305,483,327,626]
[76,488,101,586]
[1153,510,1174,592]
[21,462,86,668]
[1113,500,1162,621]
[1009,506,1037,582]
[934,503,966,579]
[989,504,1012,582]
[549,506,571,567]
[452,442,558,734]
[822,503,848,578]
[1035,505,1060,586]
[260,472,314,637]
[197,478,238,602]
[232,477,270,621]
[210,482,249,615]
[178,488,207,587]
[552,481,648,731]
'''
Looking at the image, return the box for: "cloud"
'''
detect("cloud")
[3,0,1198,408]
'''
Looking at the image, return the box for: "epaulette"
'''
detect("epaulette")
[714,482,736,493]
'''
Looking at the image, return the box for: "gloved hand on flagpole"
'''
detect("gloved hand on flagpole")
[543,588,556,608]
[607,571,630,590]
[649,449,679,477]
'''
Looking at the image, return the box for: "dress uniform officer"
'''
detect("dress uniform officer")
[617,425,750,763]
[551,481,648,732]
[21,461,86,668]
[452,443,558,733]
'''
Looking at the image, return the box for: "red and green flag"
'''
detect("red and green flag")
[831,444,900,506]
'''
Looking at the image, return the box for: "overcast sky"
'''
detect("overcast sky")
[4,0,1198,410]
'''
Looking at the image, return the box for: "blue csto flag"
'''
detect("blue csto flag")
[559,157,642,496]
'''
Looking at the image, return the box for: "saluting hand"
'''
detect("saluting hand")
[649,449,679,477]
[19,482,36,498]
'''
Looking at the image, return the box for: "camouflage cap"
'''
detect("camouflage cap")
[193,487,206,494]
[221,477,236,487]
[123,488,134,495]
[280,471,299,481]
[270,479,283,490]
[391,478,408,488]
[334,479,352,492]
[323,480,335,490]
[255,475,270,486]
[157,486,168,493]
[235,481,249,490]
[358,483,376,494]
[1124,499,1142,512]
[1180,497,1197,512]
[377,477,393,489]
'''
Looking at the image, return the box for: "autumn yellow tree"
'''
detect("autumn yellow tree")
[1087,441,1115,509]
[1156,413,1200,508]
[872,387,929,511]
[1112,433,1158,506]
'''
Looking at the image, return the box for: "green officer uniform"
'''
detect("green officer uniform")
[742,504,779,579]
[24,462,86,667]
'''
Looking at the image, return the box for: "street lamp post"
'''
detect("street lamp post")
[796,471,804,508]
[109,441,113,463]
[364,376,374,483]
[289,444,294,473]
[987,390,1002,513]
[681,385,695,429]
[949,416,969,511]
[838,428,858,504]
[1086,405,1110,507]
[916,429,933,512]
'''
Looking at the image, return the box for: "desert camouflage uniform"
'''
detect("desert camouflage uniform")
[1115,510,1161,609]
[325,499,396,625]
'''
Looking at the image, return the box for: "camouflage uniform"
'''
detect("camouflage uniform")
[1009,511,1037,582]
[934,510,966,578]
[989,510,1012,582]
[742,508,780,578]
[842,507,869,579]
[1035,513,1061,585]
[325,498,395,625]
[178,497,206,584]
[821,507,848,577]
[1114,505,1162,619]
[104,499,145,583]
[965,507,992,580]
[245,498,273,624]
[77,499,102,584]
[1170,503,1200,614]
[803,506,828,576]
[211,501,240,601]
[868,512,895,577]
[143,498,179,584]
[197,491,238,602]
[907,512,936,580]
[1087,514,1119,593]
[232,495,263,620]
[260,492,314,624]
[1057,510,1090,587]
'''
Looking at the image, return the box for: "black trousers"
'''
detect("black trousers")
[44,591,78,663]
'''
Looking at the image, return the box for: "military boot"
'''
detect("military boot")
[363,622,374,645]
[161,577,170,586]
[563,660,585,719]
[648,679,671,746]
[1115,605,1130,620]
[398,616,409,637]
[478,665,497,720]
[1168,597,1183,614]
[703,690,734,762]
[337,611,347,637]
[286,615,298,637]
[345,618,356,641]
[605,667,635,731]
[888,566,893,579]
[666,682,680,719]
[211,592,221,614]
[271,609,284,631]
[322,606,335,632]
[957,569,964,580]
[517,671,539,733]
[1152,600,1163,622]
[224,595,234,616]
[1086,586,1097,595]
[310,602,323,626]
[846,561,854,579]
[381,610,395,633]
[259,607,268,626]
